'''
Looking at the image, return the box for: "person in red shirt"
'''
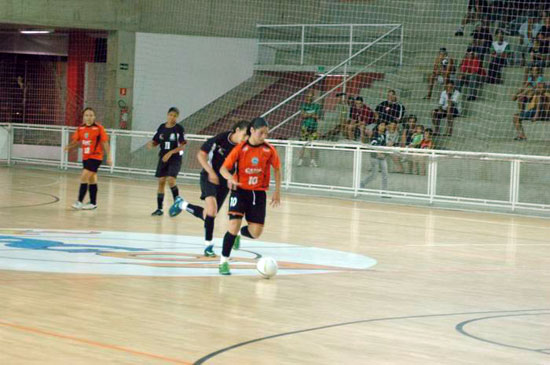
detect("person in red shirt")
[64,107,112,210]
[347,96,376,142]
[218,117,282,275]
[457,47,486,101]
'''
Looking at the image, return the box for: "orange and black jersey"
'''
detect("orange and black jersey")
[222,141,281,191]
[71,123,109,161]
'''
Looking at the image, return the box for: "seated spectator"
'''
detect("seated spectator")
[471,21,493,61]
[514,66,544,112]
[361,121,388,191]
[487,29,511,84]
[518,16,542,66]
[416,128,435,176]
[432,81,462,137]
[401,114,418,147]
[457,47,486,101]
[348,96,376,142]
[409,125,425,148]
[323,92,351,141]
[425,47,456,100]
[536,11,550,66]
[455,0,491,37]
[513,82,550,141]
[298,91,321,167]
[385,120,403,173]
[402,124,424,174]
[375,89,406,125]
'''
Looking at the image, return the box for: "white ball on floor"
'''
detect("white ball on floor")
[256,257,278,279]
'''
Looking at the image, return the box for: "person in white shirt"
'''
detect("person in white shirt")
[431,81,462,137]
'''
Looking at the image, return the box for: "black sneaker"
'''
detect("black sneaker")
[151,209,163,216]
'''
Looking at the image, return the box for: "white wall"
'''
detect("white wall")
[133,33,257,132]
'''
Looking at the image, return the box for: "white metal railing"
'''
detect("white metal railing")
[1,123,550,213]
[257,23,403,66]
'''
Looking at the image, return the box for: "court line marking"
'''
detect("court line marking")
[0,320,192,364]
[0,191,60,209]
[455,312,550,354]
[193,308,550,364]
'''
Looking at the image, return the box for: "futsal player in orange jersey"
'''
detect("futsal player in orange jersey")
[218,117,281,275]
[64,107,112,210]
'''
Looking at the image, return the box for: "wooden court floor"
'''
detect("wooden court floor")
[0,166,549,364]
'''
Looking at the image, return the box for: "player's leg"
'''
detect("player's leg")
[82,171,98,210]
[152,158,167,215]
[236,191,267,249]
[219,190,246,275]
[202,196,218,257]
[361,157,378,188]
[73,167,91,209]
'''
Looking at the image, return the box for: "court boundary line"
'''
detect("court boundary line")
[0,320,192,364]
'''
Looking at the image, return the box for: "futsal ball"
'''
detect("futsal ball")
[256,257,278,279]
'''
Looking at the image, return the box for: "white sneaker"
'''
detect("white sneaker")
[81,203,97,210]
[72,201,84,210]
[310,159,318,168]
[297,159,303,167]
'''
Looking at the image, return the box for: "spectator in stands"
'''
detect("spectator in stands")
[361,121,388,191]
[457,47,486,101]
[385,120,403,173]
[455,0,491,37]
[348,96,376,142]
[401,114,418,147]
[403,124,424,175]
[518,16,542,66]
[536,11,550,66]
[487,29,511,84]
[513,82,550,140]
[471,21,493,61]
[515,66,544,112]
[375,89,406,125]
[432,81,461,137]
[417,128,435,176]
[425,48,456,100]
[323,92,351,141]
[409,125,425,148]
[298,91,321,167]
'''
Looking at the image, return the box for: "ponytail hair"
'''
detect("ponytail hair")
[247,117,269,135]
[231,119,249,132]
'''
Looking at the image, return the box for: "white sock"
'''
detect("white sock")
[180,200,189,210]
[205,240,212,247]
[220,256,228,264]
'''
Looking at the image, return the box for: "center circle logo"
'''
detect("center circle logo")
[0,229,377,277]
[251,157,259,165]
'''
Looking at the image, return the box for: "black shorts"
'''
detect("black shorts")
[200,171,230,211]
[82,158,102,173]
[228,189,267,225]
[155,156,182,178]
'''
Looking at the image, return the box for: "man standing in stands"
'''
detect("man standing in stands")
[375,89,406,125]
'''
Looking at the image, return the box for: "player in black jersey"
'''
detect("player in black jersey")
[146,107,186,216]
[169,120,249,257]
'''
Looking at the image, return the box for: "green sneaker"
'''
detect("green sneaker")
[233,235,241,250]
[219,261,231,275]
[204,245,216,257]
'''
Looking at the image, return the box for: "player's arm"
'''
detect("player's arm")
[147,127,161,150]
[271,167,281,208]
[221,145,241,190]
[197,150,219,185]
[64,131,80,151]
[101,140,113,166]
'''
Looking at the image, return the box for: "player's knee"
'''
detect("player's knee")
[167,177,176,186]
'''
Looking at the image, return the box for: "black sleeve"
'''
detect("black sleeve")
[375,102,384,115]
[200,136,216,153]
[399,104,406,121]
[152,125,162,143]
[177,124,186,143]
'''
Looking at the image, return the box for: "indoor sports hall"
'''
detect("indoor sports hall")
[0,1,549,364]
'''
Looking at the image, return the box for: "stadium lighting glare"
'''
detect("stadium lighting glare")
[20,29,53,34]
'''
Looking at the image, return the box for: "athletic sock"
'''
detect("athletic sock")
[204,216,215,242]
[240,226,254,239]
[78,183,88,202]
[221,231,237,258]
[89,184,98,205]
[170,185,179,201]
[157,193,165,210]
[220,256,229,264]
[186,203,204,220]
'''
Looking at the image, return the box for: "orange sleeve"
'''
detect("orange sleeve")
[99,125,109,142]
[223,142,242,170]
[269,146,281,169]
[71,129,80,142]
